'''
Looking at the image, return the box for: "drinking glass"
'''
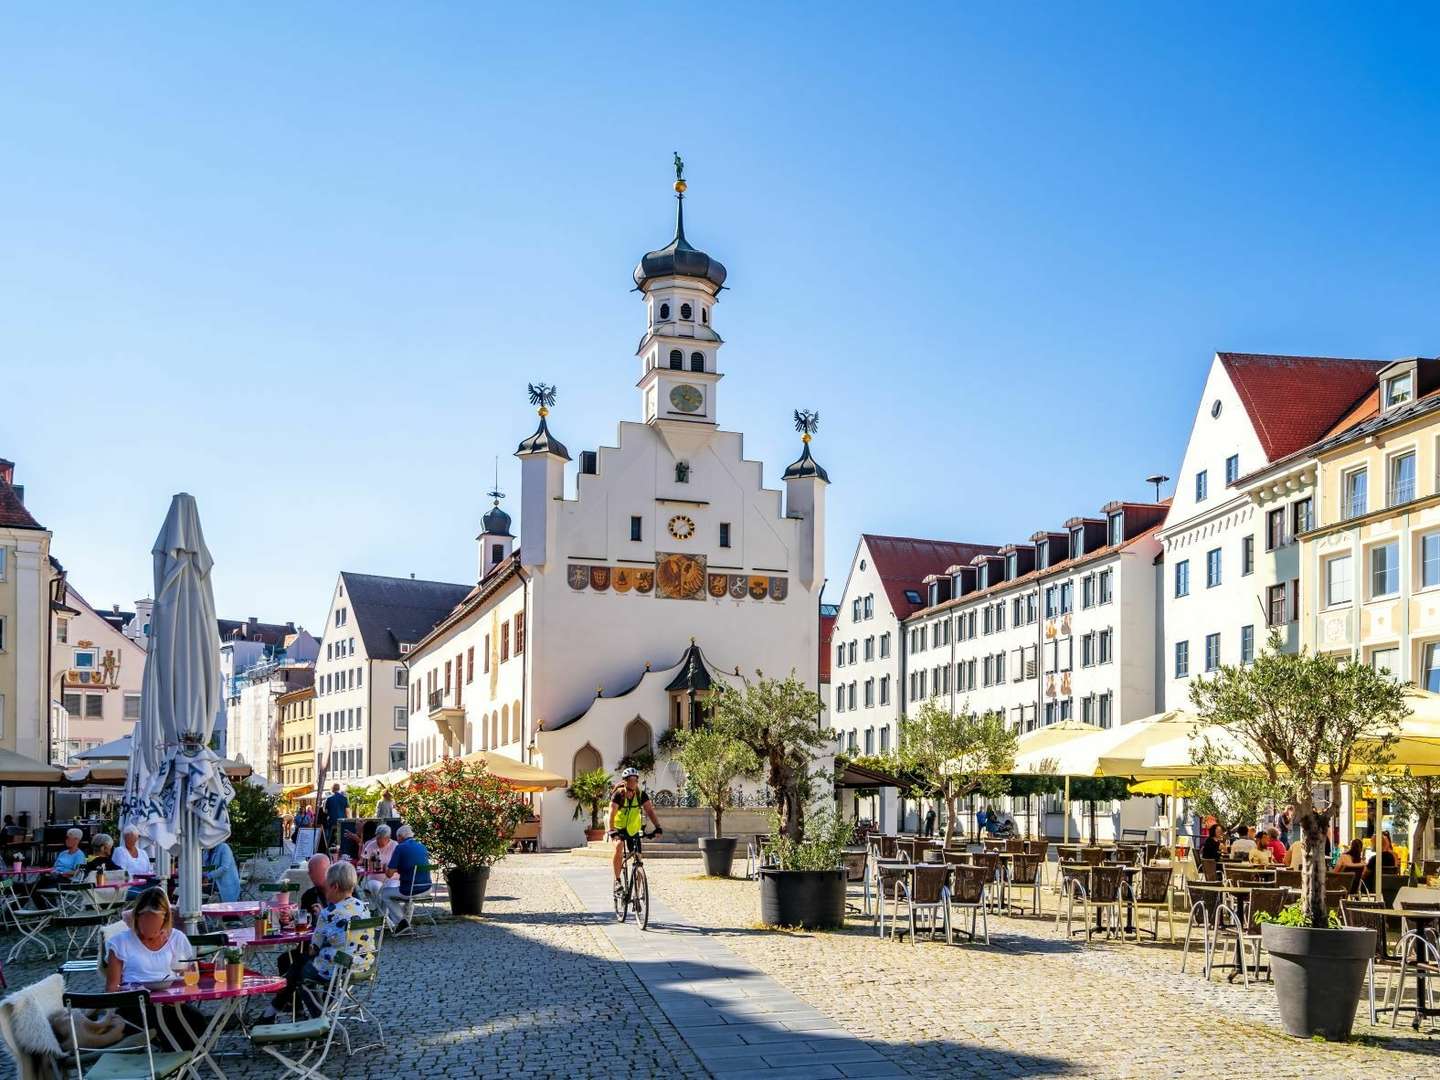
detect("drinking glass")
[180,962,199,987]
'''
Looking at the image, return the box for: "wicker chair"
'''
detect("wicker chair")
[1006,853,1044,917]
[1003,838,1026,853]
[1078,847,1106,867]
[895,838,924,864]
[1343,899,1405,1023]
[1215,886,1287,985]
[1391,929,1440,1031]
[1060,864,1121,941]
[1127,865,1176,942]
[891,864,951,945]
[949,864,991,945]
[873,863,914,938]
[971,851,1003,910]
[1181,880,1222,975]
[1055,844,1083,865]
[1271,868,1302,890]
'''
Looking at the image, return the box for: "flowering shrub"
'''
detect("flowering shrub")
[392,758,530,872]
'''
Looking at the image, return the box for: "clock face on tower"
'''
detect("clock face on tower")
[669,384,704,414]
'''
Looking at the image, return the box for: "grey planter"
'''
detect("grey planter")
[1260,923,1376,1041]
[698,837,738,877]
[757,867,846,929]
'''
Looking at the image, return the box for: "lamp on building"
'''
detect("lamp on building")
[1145,474,1170,502]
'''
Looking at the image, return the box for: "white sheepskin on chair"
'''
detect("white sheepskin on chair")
[3,973,64,1057]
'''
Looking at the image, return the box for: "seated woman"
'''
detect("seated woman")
[105,887,205,1049]
[85,833,122,875]
[263,860,375,1021]
[1361,832,1399,894]
[112,826,155,898]
[203,841,241,902]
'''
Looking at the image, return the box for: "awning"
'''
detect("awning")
[72,736,134,762]
[68,759,253,786]
[454,750,567,792]
[282,783,314,800]
[0,748,65,786]
[835,760,909,789]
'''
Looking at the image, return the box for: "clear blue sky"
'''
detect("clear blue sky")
[6,6,1440,632]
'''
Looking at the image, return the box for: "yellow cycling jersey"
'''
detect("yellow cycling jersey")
[611,788,650,836]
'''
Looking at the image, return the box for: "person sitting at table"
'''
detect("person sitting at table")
[380,824,431,934]
[105,887,205,1049]
[1247,839,1274,866]
[1335,838,1366,879]
[261,854,333,1022]
[203,841,241,902]
[1265,827,1287,864]
[53,827,87,875]
[1285,832,1307,870]
[83,833,124,881]
[1229,825,1257,858]
[1197,823,1223,865]
[112,825,154,882]
[298,852,331,915]
[1361,832,1398,893]
[0,815,23,842]
[263,860,375,1021]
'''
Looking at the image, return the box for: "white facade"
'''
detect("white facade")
[51,586,147,761]
[406,179,829,849]
[828,540,902,760]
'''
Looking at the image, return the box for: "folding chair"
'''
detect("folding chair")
[62,988,193,1079]
[0,879,54,963]
[404,864,446,931]
[249,950,353,1079]
[52,911,108,961]
[336,917,386,1052]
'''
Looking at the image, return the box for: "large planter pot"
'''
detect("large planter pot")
[698,837,738,877]
[1261,923,1376,1041]
[447,866,491,916]
[757,867,846,930]
[584,827,606,842]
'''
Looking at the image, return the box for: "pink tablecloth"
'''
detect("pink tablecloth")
[130,970,286,1005]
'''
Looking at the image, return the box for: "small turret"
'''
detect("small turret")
[477,461,514,579]
[784,410,829,593]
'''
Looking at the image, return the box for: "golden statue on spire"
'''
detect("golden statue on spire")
[673,151,686,194]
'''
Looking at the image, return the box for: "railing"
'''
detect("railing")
[1388,478,1417,507]
[427,690,446,711]
[1342,492,1367,520]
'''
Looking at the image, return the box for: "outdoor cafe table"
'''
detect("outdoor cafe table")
[226,925,314,975]
[1061,863,1142,935]
[1185,883,1300,981]
[201,901,264,920]
[126,969,286,1080]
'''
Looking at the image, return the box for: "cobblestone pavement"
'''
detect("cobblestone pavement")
[3,855,1439,1079]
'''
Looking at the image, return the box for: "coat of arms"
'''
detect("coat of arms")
[768,577,788,602]
[589,566,611,592]
[567,565,588,590]
[633,570,654,594]
[748,575,769,600]
[655,552,706,600]
[707,574,728,598]
[614,568,634,593]
[728,575,748,599]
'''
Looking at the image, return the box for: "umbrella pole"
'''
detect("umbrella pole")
[1063,776,1070,844]
[1373,794,1383,902]
[177,768,201,934]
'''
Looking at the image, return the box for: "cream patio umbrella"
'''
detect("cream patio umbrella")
[123,494,235,932]
[1011,720,1100,844]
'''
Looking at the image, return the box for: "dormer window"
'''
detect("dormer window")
[1036,541,1049,569]
[680,302,693,320]
[1385,371,1414,410]
[978,563,990,589]
[669,349,683,370]
[928,582,940,607]
[659,302,670,321]
[1070,527,1084,558]
[1108,512,1124,546]
[1006,552,1018,579]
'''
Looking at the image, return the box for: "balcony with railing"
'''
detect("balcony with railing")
[427,689,447,712]
[1387,476,1417,508]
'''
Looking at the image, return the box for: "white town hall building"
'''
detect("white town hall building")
[404,168,831,849]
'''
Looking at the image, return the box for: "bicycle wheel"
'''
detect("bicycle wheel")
[633,866,649,930]
[614,872,628,922]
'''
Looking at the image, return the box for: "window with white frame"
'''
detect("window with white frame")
[1099,628,1112,664]
[1371,646,1400,676]
[1344,468,1368,520]
[1099,568,1113,603]
[1225,454,1239,486]
[1423,533,1440,590]
[1423,643,1440,693]
[1081,575,1094,609]
[394,706,408,729]
[1384,370,1414,409]
[1325,554,1354,607]
[1370,541,1400,598]
[880,633,891,658]
[123,694,141,722]
[1240,624,1255,664]
[1389,451,1417,507]
[1081,633,1095,667]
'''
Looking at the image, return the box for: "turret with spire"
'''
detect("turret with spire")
[515,383,567,569]
[784,410,829,593]
[633,154,726,430]
[477,458,514,579]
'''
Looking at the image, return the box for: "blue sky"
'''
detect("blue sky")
[6,6,1440,631]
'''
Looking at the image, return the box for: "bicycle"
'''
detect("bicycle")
[611,828,660,929]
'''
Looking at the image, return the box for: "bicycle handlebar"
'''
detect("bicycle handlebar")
[609,828,662,840]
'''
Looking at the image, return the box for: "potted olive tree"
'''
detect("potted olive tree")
[899,699,1016,844]
[567,767,614,842]
[392,757,530,916]
[708,673,839,927]
[1190,634,1405,1040]
[670,728,760,877]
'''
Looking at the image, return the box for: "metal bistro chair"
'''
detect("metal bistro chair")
[336,916,386,1052]
[1272,868,1302,890]
[1005,853,1044,917]
[970,851,1003,911]
[890,863,951,946]
[840,850,868,916]
[1391,929,1440,1031]
[1343,899,1405,1023]
[0,879,54,964]
[1026,840,1050,884]
[1003,838,1026,854]
[1216,886,1287,985]
[249,950,355,1078]
[51,911,109,961]
[949,864,991,945]
[873,862,914,939]
[61,988,193,1080]
[1077,847,1107,867]
[1127,865,1176,942]
[1180,880,1222,975]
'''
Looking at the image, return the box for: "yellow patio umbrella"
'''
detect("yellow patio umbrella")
[451,750,567,793]
[1011,721,1101,843]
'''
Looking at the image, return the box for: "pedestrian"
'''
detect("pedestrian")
[1278,804,1294,845]
[323,783,349,852]
[375,787,395,819]
[923,808,936,838]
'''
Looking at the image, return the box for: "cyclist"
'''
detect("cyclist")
[609,767,663,884]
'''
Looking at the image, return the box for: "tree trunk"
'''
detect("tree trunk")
[713,804,723,839]
[943,791,957,846]
[1412,809,1430,879]
[1298,796,1327,928]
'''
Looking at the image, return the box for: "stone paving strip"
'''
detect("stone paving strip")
[561,865,912,1079]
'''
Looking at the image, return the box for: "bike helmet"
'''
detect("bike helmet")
[620,767,641,779]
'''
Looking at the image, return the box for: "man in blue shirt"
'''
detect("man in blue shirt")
[323,784,348,852]
[379,825,431,933]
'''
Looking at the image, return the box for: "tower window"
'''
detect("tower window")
[690,352,705,372]
[719,522,731,548]
[669,349,683,370]
[490,543,503,564]
[630,516,643,542]
[659,302,670,320]
[680,302,693,320]
[701,308,708,324]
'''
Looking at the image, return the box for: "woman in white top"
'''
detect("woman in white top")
[112,825,154,878]
[105,887,203,1049]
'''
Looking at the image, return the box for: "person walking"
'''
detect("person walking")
[323,783,349,853]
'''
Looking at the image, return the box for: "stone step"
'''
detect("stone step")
[566,839,726,860]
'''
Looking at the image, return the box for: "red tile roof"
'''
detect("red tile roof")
[0,459,42,530]
[819,613,836,683]
[862,534,1002,619]
[1219,353,1386,462]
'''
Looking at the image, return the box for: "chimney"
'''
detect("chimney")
[0,459,13,487]
[285,621,295,631]
[247,617,258,637]
[112,604,120,614]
